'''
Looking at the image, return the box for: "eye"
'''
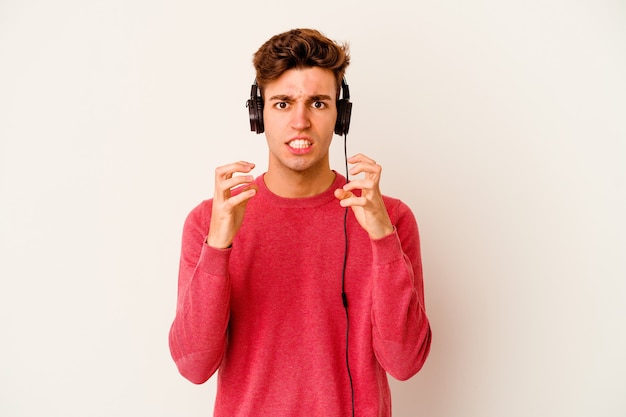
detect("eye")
[312,101,326,109]
[275,102,288,110]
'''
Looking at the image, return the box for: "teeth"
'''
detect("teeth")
[288,139,311,149]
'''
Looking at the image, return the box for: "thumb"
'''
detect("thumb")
[334,188,353,201]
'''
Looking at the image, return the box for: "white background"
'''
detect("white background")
[1,1,625,416]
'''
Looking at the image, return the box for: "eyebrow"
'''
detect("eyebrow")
[267,94,334,102]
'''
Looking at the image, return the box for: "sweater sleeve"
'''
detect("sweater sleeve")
[370,200,432,381]
[168,201,231,384]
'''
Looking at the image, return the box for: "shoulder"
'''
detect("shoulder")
[183,198,212,231]
[382,195,415,222]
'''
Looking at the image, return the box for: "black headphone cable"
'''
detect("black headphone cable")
[341,132,355,417]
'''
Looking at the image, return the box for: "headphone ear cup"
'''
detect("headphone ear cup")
[248,83,264,134]
[335,99,352,136]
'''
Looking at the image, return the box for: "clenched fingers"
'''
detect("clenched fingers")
[213,161,256,200]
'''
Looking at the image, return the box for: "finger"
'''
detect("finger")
[223,175,255,191]
[334,188,353,200]
[348,157,381,178]
[338,194,367,208]
[214,161,256,199]
[335,188,366,209]
[213,175,254,202]
[347,153,375,165]
[215,161,255,181]
[226,184,258,207]
[342,178,376,193]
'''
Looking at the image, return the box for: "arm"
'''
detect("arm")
[168,204,232,384]
[335,154,431,380]
[369,203,431,380]
[169,161,257,384]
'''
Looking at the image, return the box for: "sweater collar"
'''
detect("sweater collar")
[255,171,347,209]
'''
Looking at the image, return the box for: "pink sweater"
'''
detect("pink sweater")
[169,173,431,416]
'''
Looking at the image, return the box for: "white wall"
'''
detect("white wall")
[1,1,624,416]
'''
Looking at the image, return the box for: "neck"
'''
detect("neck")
[264,167,336,198]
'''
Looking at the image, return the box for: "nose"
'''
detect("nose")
[290,103,311,130]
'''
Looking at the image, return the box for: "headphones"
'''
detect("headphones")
[247,77,352,136]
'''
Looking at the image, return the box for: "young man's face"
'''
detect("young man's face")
[262,67,338,176]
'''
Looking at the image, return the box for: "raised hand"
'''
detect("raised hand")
[334,153,394,240]
[206,161,258,248]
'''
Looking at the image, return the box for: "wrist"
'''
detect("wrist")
[206,235,232,249]
[370,224,395,240]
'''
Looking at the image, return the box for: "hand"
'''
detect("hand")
[206,161,258,248]
[334,153,394,240]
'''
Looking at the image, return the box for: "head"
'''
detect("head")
[252,28,350,100]
[247,30,352,188]
[248,28,352,136]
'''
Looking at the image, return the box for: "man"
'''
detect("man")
[169,28,431,416]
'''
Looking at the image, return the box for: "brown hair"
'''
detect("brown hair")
[252,28,350,99]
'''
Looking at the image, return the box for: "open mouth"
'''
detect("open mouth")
[288,139,312,149]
